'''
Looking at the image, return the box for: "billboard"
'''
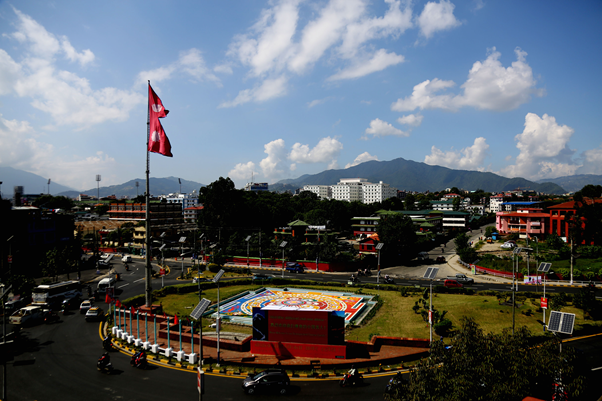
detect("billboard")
[253,307,345,345]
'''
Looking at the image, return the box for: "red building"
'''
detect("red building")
[547,198,602,244]
[495,208,548,240]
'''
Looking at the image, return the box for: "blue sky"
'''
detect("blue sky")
[1,0,601,192]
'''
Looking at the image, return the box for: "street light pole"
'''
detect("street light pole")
[212,269,225,367]
[245,235,251,268]
[279,241,287,278]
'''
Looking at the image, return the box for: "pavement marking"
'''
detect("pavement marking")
[134,278,145,283]
[592,366,602,371]
[118,283,129,288]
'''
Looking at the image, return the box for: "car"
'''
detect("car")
[85,306,104,321]
[62,297,81,311]
[252,274,272,281]
[242,369,290,395]
[80,300,93,314]
[121,255,132,263]
[435,256,446,263]
[1,299,25,317]
[192,277,210,284]
[285,262,304,273]
[500,242,515,249]
[444,279,463,288]
[9,306,43,325]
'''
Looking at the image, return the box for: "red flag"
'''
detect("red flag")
[148,117,173,157]
[174,314,178,326]
[116,299,122,308]
[148,83,169,118]
[105,294,111,304]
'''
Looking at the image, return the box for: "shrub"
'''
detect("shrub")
[434,319,453,336]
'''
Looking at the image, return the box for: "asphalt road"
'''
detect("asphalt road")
[2,310,392,401]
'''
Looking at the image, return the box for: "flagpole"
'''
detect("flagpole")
[145,80,153,308]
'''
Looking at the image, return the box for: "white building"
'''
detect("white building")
[244,182,269,191]
[302,185,332,200]
[330,178,367,202]
[362,181,398,204]
[489,194,505,213]
[163,193,199,210]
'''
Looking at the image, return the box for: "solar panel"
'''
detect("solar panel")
[213,269,225,283]
[423,267,439,280]
[190,298,211,321]
[547,311,575,335]
[376,243,384,250]
[537,262,552,272]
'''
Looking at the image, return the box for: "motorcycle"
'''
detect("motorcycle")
[339,372,363,387]
[97,354,113,374]
[384,277,395,284]
[384,375,403,400]
[130,351,147,369]
[124,263,129,271]
[357,270,365,277]
[44,311,60,324]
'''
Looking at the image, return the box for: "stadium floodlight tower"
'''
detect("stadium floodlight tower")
[190,297,211,401]
[279,241,288,278]
[423,267,440,346]
[213,269,225,366]
[537,262,552,332]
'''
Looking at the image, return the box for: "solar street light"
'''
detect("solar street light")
[423,267,440,345]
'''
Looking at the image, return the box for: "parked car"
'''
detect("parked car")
[500,242,515,249]
[252,274,272,281]
[80,300,93,314]
[242,369,290,395]
[85,306,104,321]
[444,279,463,289]
[435,256,446,263]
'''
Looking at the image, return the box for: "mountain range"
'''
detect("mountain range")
[4,158,601,199]
[271,158,571,194]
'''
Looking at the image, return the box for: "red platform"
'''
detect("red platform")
[251,340,347,359]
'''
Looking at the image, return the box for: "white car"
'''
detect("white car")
[500,242,515,249]
[80,300,93,314]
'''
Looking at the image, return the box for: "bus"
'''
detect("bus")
[32,281,82,306]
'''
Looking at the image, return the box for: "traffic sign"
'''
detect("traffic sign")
[541,297,548,309]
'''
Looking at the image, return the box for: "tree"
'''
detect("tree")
[452,197,461,211]
[377,213,418,264]
[32,195,74,210]
[455,232,477,263]
[396,317,586,401]
[404,194,416,211]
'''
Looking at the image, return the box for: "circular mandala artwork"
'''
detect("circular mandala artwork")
[240,291,349,316]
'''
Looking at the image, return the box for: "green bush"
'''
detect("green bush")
[434,319,453,336]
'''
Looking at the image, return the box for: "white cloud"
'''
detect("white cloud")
[578,145,602,175]
[223,0,412,105]
[328,49,404,81]
[391,48,542,113]
[3,8,144,129]
[228,161,257,181]
[0,114,117,189]
[416,0,461,39]
[9,7,94,66]
[289,136,343,164]
[346,151,379,168]
[307,97,333,108]
[362,118,409,139]
[397,113,423,126]
[499,113,578,180]
[137,48,221,86]
[219,75,288,108]
[425,137,489,170]
[259,139,288,181]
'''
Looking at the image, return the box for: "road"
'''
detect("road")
[2,309,392,401]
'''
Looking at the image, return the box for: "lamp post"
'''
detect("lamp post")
[280,241,288,278]
[376,243,384,288]
[159,244,166,287]
[245,235,251,268]
[179,236,187,275]
[213,269,225,367]
[512,247,523,334]
[423,267,439,347]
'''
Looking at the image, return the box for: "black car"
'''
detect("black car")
[242,369,290,395]
[252,274,272,281]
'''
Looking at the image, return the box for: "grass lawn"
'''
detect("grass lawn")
[156,283,601,342]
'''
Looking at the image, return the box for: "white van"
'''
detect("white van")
[121,255,132,263]
[9,305,43,325]
[97,277,116,294]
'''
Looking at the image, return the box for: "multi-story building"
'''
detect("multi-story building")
[244,182,269,192]
[107,202,184,226]
[163,193,199,210]
[302,185,332,200]
[496,208,548,240]
[351,216,379,237]
[489,194,505,213]
[183,205,203,223]
[362,181,398,204]
[330,178,367,202]
[430,200,455,211]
